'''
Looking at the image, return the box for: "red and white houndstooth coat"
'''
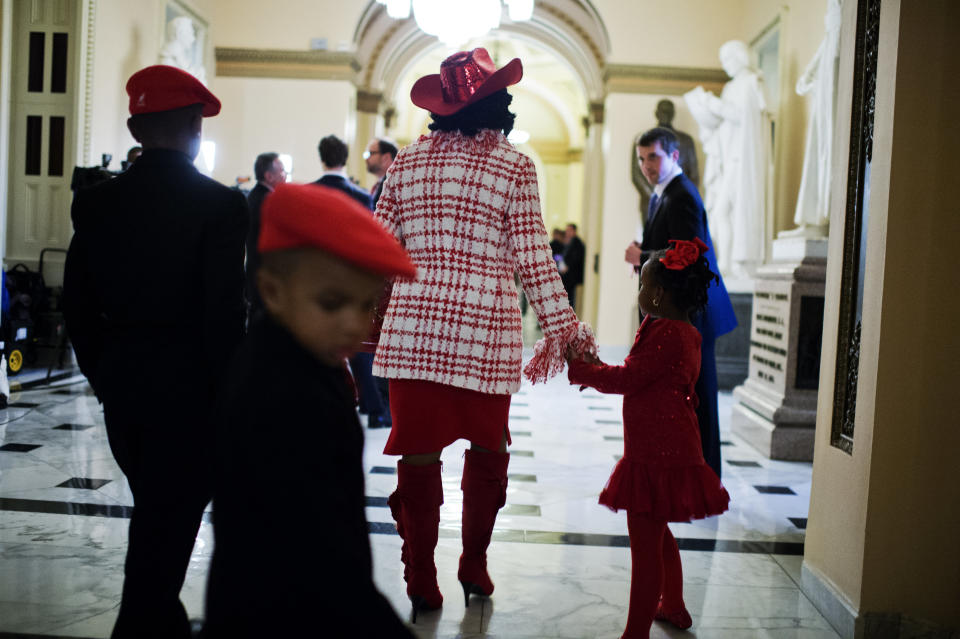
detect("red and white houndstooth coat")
[372,129,596,395]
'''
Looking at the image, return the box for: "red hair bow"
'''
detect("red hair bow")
[660,237,708,270]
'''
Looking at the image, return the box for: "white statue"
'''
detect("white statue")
[159,16,206,84]
[791,0,842,234]
[685,40,769,278]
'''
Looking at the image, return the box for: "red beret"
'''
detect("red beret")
[126,65,221,117]
[259,183,417,279]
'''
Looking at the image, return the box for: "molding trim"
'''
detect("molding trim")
[356,89,382,114]
[605,63,728,95]
[801,561,857,638]
[215,47,360,81]
[80,0,96,165]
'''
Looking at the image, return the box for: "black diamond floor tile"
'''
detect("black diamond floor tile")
[511,450,534,457]
[56,477,113,489]
[511,430,532,437]
[595,419,622,425]
[508,473,536,482]
[588,406,612,411]
[720,440,735,446]
[788,517,808,529]
[727,460,762,467]
[754,485,796,495]
[370,466,396,475]
[0,443,42,452]
[9,402,40,408]
[54,423,96,431]
[603,435,623,441]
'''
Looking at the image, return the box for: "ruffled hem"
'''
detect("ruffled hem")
[421,129,505,154]
[523,321,597,385]
[598,459,730,523]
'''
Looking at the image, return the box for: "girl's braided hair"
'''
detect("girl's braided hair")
[646,241,719,320]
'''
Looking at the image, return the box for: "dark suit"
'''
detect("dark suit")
[313,173,387,424]
[245,182,271,320]
[313,173,373,210]
[561,235,586,310]
[641,173,736,478]
[63,148,248,638]
[371,175,386,209]
[204,316,414,638]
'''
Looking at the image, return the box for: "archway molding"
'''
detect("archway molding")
[352,0,610,107]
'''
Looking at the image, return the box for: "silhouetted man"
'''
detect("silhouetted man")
[246,152,286,318]
[63,66,247,638]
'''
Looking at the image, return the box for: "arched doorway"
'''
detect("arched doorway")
[349,1,609,325]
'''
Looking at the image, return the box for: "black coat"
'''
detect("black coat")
[314,173,373,210]
[245,182,271,316]
[641,174,736,341]
[204,316,413,638]
[561,235,586,289]
[63,148,248,403]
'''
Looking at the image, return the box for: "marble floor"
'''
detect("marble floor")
[0,356,838,639]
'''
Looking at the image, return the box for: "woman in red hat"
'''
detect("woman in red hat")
[373,48,597,620]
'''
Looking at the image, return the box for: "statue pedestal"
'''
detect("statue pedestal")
[730,235,827,460]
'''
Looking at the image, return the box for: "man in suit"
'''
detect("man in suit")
[560,223,586,312]
[63,66,248,638]
[625,127,737,479]
[364,136,398,208]
[246,152,286,319]
[313,135,372,209]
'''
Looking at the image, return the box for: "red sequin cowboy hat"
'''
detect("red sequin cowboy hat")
[410,47,523,116]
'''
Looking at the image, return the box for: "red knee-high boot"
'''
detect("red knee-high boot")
[458,449,509,607]
[622,512,666,639]
[655,527,692,629]
[387,461,444,621]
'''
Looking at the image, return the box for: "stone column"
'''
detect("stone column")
[580,101,605,328]
[730,235,827,460]
[352,88,381,192]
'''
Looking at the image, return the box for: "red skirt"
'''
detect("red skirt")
[599,458,730,523]
[384,379,512,455]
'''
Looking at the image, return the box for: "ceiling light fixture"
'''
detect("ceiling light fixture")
[374,0,535,47]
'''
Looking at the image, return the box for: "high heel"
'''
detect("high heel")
[410,593,442,623]
[459,579,487,607]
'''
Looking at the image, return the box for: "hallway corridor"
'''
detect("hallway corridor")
[0,358,836,638]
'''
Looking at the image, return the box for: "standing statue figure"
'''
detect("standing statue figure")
[632,100,700,224]
[159,16,206,85]
[791,0,842,234]
[685,40,769,279]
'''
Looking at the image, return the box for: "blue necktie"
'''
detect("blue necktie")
[648,192,660,223]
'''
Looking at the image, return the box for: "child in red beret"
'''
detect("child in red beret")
[203,183,416,638]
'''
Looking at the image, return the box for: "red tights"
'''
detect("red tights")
[621,512,685,639]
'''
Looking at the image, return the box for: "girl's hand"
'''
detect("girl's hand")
[567,345,601,365]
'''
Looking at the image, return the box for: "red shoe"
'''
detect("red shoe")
[655,600,693,629]
[389,462,444,622]
[458,449,509,607]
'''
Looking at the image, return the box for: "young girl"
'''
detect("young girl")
[567,238,730,638]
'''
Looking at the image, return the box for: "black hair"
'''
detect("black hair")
[637,126,678,155]
[646,244,718,319]
[428,89,516,137]
[318,135,348,168]
[254,152,279,181]
[376,138,399,160]
[566,223,577,231]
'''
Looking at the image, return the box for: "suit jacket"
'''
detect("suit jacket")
[371,175,386,209]
[245,182,271,317]
[641,173,736,341]
[313,173,373,210]
[63,148,248,402]
[561,235,586,288]
[204,315,414,638]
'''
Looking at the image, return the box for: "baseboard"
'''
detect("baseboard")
[801,561,858,638]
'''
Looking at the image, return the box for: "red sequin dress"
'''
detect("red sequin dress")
[568,316,729,522]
